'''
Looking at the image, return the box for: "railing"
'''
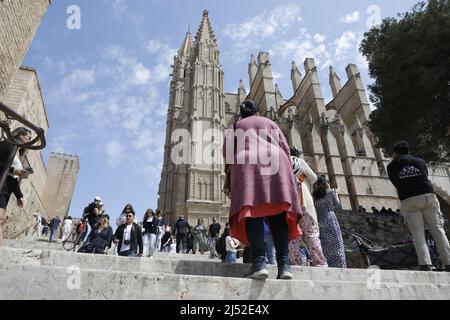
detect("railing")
[0,101,46,191]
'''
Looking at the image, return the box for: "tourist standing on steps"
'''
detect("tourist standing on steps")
[313,176,346,268]
[223,100,302,280]
[49,216,61,242]
[173,215,189,253]
[154,209,165,252]
[290,152,328,267]
[387,141,450,272]
[112,209,143,257]
[224,228,240,263]
[192,218,208,255]
[61,216,73,241]
[116,204,134,227]
[142,209,157,257]
[82,197,103,233]
[0,127,32,247]
[160,225,173,252]
[208,217,221,258]
[30,210,42,240]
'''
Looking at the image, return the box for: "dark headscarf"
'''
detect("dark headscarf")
[240,100,259,118]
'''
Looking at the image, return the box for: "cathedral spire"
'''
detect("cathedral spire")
[329,65,342,98]
[248,54,259,87]
[194,10,217,46]
[291,60,302,93]
[178,31,192,58]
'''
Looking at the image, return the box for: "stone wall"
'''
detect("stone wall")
[2,68,49,239]
[336,210,450,268]
[0,0,51,100]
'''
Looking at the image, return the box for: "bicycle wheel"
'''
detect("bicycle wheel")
[62,227,77,251]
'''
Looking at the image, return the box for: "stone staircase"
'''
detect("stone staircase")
[0,239,449,300]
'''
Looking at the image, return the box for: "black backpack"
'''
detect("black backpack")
[216,236,225,255]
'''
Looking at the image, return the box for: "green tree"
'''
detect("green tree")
[360,0,450,163]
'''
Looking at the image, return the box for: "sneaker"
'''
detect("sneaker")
[444,265,450,272]
[245,258,269,280]
[419,265,433,271]
[277,264,293,280]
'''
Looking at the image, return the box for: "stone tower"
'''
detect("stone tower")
[158,10,228,226]
[42,153,80,219]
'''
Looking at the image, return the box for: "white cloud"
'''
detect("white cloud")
[146,39,163,54]
[222,3,302,62]
[48,128,77,154]
[130,63,151,85]
[146,39,177,64]
[334,31,358,60]
[332,31,368,71]
[271,37,331,70]
[340,11,360,24]
[272,71,284,82]
[314,33,325,43]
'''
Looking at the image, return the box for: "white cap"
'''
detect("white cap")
[94,196,102,202]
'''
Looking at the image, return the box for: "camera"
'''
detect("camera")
[124,240,131,245]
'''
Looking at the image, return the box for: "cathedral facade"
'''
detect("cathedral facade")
[158,11,450,227]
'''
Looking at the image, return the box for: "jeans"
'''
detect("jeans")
[49,229,58,242]
[144,233,157,257]
[209,236,218,257]
[176,234,188,253]
[401,193,450,266]
[226,251,237,263]
[246,212,289,266]
[264,234,276,265]
[156,232,163,252]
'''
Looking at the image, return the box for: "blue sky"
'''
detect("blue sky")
[24,0,420,225]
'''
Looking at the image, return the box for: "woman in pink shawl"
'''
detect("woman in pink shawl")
[223,100,302,280]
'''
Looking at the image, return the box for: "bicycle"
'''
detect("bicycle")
[62,218,87,252]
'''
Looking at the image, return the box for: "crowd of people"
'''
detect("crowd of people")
[1,102,449,277]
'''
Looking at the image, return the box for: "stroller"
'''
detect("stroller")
[342,229,442,270]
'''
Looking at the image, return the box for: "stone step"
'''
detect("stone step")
[1,247,449,286]
[3,239,222,262]
[0,262,449,300]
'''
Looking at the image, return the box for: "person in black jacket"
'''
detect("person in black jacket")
[173,215,189,253]
[82,197,103,230]
[142,209,157,257]
[387,141,450,271]
[0,127,32,247]
[160,225,173,252]
[112,209,143,257]
[79,213,113,254]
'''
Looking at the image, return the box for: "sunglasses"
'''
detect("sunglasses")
[127,215,134,218]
